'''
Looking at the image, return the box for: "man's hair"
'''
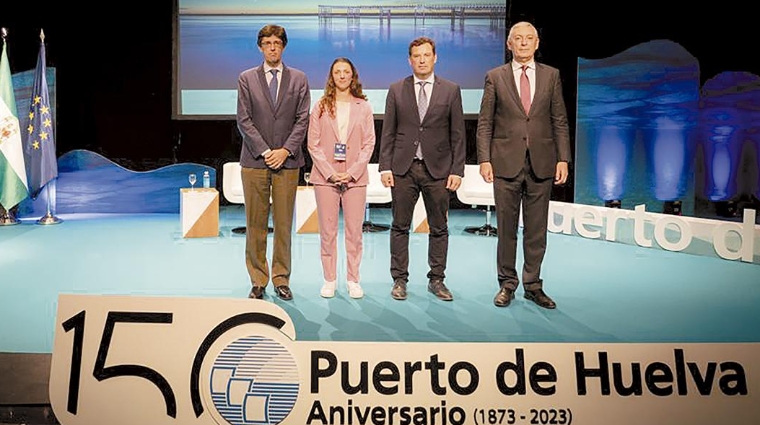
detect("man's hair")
[507,21,538,41]
[257,24,288,48]
[408,36,436,56]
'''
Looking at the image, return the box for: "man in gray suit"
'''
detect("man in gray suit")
[476,21,571,309]
[236,24,311,301]
[379,36,466,302]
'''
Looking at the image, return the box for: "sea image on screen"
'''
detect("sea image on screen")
[177,0,507,116]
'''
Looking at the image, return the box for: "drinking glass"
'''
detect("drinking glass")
[188,173,197,191]
[304,172,311,187]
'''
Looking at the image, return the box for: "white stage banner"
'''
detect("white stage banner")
[49,294,759,425]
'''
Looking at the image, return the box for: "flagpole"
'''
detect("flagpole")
[30,28,61,225]
[36,180,61,225]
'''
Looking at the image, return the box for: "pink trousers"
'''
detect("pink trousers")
[313,184,367,283]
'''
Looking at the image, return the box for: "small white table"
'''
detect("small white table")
[295,186,319,234]
[413,197,429,233]
[180,188,219,238]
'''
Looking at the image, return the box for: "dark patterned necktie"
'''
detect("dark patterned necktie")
[269,69,279,103]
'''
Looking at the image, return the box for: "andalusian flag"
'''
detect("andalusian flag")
[0,36,29,210]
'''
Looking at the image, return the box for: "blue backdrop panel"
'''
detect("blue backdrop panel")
[698,72,760,202]
[575,40,700,214]
[16,150,216,216]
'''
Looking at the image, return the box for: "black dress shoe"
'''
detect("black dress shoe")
[248,286,265,299]
[391,279,407,300]
[274,285,293,300]
[493,287,515,307]
[524,289,556,309]
[428,279,453,301]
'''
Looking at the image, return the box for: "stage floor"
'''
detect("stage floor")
[3,205,760,422]
[2,205,760,355]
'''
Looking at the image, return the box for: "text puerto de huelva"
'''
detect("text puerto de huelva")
[305,348,746,425]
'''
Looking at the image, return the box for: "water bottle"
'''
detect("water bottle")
[202,170,210,188]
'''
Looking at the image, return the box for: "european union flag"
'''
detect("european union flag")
[24,30,57,198]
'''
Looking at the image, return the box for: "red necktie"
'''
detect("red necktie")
[520,65,531,114]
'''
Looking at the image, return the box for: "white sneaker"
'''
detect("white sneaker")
[347,281,364,299]
[320,280,336,298]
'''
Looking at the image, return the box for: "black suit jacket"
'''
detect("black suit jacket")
[379,75,465,180]
[476,62,571,179]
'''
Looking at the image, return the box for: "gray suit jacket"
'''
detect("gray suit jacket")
[476,62,571,179]
[236,63,311,169]
[379,75,466,180]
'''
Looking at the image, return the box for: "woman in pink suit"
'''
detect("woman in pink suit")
[307,57,376,298]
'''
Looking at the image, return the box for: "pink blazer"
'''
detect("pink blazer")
[307,97,376,187]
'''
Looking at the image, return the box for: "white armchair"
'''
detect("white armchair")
[222,161,272,234]
[456,164,497,236]
[363,163,392,232]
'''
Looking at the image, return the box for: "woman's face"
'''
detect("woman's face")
[332,61,353,92]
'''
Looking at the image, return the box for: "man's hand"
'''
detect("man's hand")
[381,172,394,188]
[554,162,568,185]
[479,162,494,183]
[264,148,289,169]
[446,175,462,191]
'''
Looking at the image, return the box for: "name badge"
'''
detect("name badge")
[334,143,347,161]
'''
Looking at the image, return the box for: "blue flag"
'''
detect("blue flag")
[24,31,57,198]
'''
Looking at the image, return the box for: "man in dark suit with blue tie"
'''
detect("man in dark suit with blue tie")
[476,21,571,309]
[379,36,466,302]
[236,24,311,301]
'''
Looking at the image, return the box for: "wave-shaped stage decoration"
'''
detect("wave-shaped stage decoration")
[575,39,700,215]
[698,71,760,202]
[576,39,760,219]
[16,150,217,216]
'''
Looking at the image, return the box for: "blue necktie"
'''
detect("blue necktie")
[269,69,279,103]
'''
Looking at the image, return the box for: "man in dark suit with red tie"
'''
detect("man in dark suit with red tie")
[379,36,466,302]
[476,21,571,309]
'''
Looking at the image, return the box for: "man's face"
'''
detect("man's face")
[259,35,284,67]
[507,25,539,64]
[408,43,437,80]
